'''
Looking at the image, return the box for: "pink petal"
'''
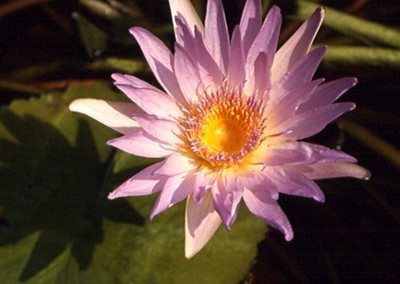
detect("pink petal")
[192,170,216,204]
[131,114,182,146]
[174,16,197,52]
[249,52,271,95]
[113,83,182,118]
[269,46,327,106]
[112,73,158,89]
[205,0,230,74]
[252,141,356,166]
[69,99,141,135]
[150,173,192,219]
[239,168,279,200]
[268,79,324,127]
[129,27,186,103]
[243,188,293,241]
[239,0,263,56]
[264,167,325,202]
[192,28,224,90]
[153,152,196,176]
[108,162,164,199]
[276,102,356,140]
[298,77,358,113]
[174,44,203,103]
[174,16,224,95]
[169,0,204,38]
[303,162,371,180]
[107,130,172,158]
[185,192,222,258]
[227,26,246,87]
[245,6,281,89]
[271,7,324,85]
[211,176,244,230]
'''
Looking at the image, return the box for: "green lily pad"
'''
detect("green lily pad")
[0,83,266,283]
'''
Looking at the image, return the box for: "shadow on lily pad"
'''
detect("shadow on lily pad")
[0,111,144,281]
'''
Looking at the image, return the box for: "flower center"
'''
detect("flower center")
[202,116,245,153]
[182,86,265,169]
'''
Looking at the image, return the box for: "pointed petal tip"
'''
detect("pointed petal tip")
[362,168,372,181]
[224,223,233,232]
[68,100,76,111]
[313,193,326,203]
[169,0,204,36]
[311,45,328,57]
[68,98,85,112]
[284,230,294,241]
[347,164,371,180]
[278,218,294,241]
[149,211,156,221]
[111,73,125,82]
[68,98,141,134]
[184,220,220,259]
[107,190,119,200]
[185,193,222,259]
[270,5,281,14]
[315,6,325,19]
[128,26,140,36]
[184,246,196,259]
[105,138,115,146]
[184,216,220,259]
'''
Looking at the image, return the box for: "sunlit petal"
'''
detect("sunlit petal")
[271,7,324,85]
[185,192,221,258]
[69,99,140,134]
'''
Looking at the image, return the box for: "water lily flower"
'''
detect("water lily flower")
[70,0,370,258]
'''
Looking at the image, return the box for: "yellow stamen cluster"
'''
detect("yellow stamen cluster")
[182,86,266,169]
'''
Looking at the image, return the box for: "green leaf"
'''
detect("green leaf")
[323,46,400,67]
[0,83,126,282]
[297,0,400,48]
[0,83,266,283]
[105,57,145,74]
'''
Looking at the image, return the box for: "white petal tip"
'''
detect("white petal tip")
[68,99,85,112]
[184,233,208,259]
[108,191,118,200]
[184,247,197,259]
[362,169,372,181]
[184,193,222,259]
